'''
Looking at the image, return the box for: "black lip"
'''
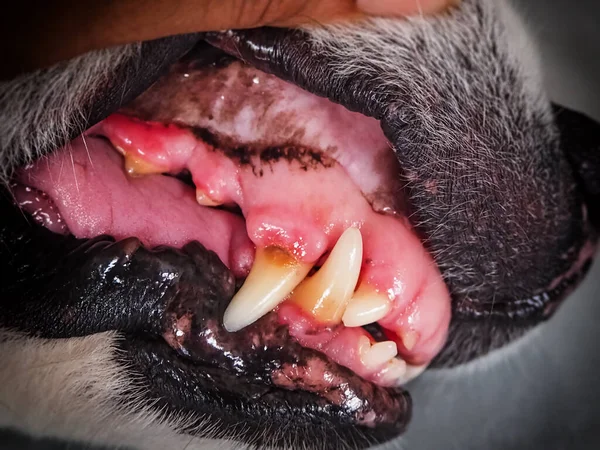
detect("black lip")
[0,179,411,449]
[119,334,411,449]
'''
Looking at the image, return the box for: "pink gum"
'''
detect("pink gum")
[98,113,451,364]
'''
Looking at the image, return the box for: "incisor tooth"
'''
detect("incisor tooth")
[223,246,312,332]
[361,340,398,369]
[290,227,363,325]
[379,358,408,385]
[342,287,391,327]
[196,189,222,207]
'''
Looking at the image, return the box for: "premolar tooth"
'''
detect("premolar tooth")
[196,189,222,207]
[342,287,390,327]
[223,246,312,332]
[290,227,363,325]
[361,340,398,369]
[124,155,164,177]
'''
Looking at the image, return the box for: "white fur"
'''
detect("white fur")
[0,331,232,450]
[303,0,552,163]
[306,0,547,111]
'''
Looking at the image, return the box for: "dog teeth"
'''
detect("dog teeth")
[399,363,428,385]
[359,337,399,369]
[357,336,428,385]
[123,154,165,177]
[223,246,312,332]
[290,227,363,325]
[379,358,409,385]
[196,188,222,207]
[342,287,390,327]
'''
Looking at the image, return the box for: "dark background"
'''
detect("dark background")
[2,0,599,449]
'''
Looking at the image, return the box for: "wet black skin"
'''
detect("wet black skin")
[0,192,410,447]
[1,28,600,450]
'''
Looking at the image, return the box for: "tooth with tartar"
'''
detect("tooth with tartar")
[124,155,164,177]
[223,246,312,332]
[290,227,363,324]
[342,287,391,327]
[360,338,398,369]
[196,189,222,207]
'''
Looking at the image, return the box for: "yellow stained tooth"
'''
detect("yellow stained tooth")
[223,246,312,332]
[196,189,222,207]
[124,155,164,177]
[342,287,391,327]
[290,227,363,325]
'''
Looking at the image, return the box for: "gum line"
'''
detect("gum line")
[98,113,450,366]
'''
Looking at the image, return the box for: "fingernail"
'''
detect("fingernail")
[356,0,460,17]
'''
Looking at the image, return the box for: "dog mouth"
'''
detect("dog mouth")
[2,25,596,449]
[6,37,451,447]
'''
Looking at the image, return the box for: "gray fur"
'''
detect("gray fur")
[0,44,141,183]
[303,0,574,304]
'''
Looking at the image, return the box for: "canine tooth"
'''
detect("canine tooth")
[342,288,391,327]
[290,227,363,324]
[124,155,164,177]
[196,189,222,207]
[361,341,398,369]
[223,246,312,332]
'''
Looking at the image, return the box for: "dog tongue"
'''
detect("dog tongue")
[17,137,255,278]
